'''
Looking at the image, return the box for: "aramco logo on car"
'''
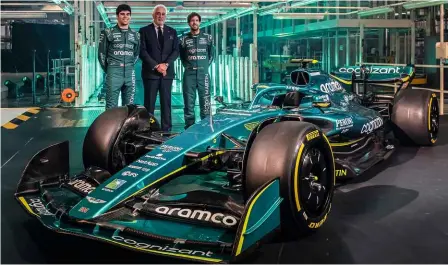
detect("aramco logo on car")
[154,206,239,228]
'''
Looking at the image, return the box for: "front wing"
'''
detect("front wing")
[15,141,282,263]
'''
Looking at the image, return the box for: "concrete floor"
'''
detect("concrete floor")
[1,107,448,264]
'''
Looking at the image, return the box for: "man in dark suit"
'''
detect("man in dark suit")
[139,4,179,132]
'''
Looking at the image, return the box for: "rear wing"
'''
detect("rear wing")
[330,64,416,92]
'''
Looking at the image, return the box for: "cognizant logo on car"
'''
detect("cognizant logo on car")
[338,66,401,74]
[155,206,239,228]
[111,235,214,257]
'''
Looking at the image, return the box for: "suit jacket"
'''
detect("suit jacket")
[139,23,179,80]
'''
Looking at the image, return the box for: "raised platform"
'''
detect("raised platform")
[1,107,447,264]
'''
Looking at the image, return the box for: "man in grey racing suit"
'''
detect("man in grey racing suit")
[179,12,214,129]
[98,4,140,109]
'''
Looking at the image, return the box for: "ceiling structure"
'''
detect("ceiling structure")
[1,0,445,32]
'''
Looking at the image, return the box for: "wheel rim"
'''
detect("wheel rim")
[299,147,331,217]
[429,97,439,142]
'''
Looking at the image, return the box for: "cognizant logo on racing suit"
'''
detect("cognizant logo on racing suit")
[155,206,239,228]
[188,48,207,54]
[111,235,215,257]
[338,66,401,74]
[113,51,134,56]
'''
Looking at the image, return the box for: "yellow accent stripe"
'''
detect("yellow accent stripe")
[428,97,433,131]
[293,144,305,212]
[330,137,365,147]
[18,196,38,217]
[235,180,276,256]
[17,114,30,121]
[2,122,18,129]
[330,74,352,85]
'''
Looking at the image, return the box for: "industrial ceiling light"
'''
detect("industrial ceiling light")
[94,0,112,28]
[289,0,322,7]
[272,13,325,19]
[1,12,48,19]
[403,0,447,9]
[358,7,394,17]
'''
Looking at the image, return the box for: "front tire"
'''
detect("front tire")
[243,121,335,238]
[82,105,160,174]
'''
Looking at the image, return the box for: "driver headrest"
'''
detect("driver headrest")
[283,91,301,107]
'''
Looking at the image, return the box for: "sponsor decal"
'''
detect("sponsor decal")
[86,196,106,204]
[185,39,193,45]
[79,207,89,213]
[102,179,126,192]
[113,43,134,49]
[338,66,401,74]
[136,159,158,167]
[199,38,207,44]
[315,94,330,102]
[306,130,320,141]
[155,206,239,228]
[122,170,140,177]
[28,198,53,216]
[114,50,134,56]
[127,165,149,173]
[308,213,328,228]
[188,48,207,54]
[67,179,96,195]
[335,169,347,177]
[361,117,383,134]
[187,55,207,60]
[320,81,343,93]
[111,235,214,257]
[336,117,353,130]
[160,145,183,153]
[145,153,167,161]
[128,34,135,41]
[310,71,321,76]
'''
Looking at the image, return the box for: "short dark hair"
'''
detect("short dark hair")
[116,4,131,15]
[187,12,201,23]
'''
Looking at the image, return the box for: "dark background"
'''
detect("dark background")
[1,22,70,73]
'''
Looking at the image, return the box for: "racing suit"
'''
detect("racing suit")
[179,31,214,129]
[98,25,140,109]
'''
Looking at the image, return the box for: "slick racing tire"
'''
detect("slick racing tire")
[391,89,439,146]
[83,105,160,175]
[243,121,335,239]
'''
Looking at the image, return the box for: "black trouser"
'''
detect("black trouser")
[143,78,173,132]
[182,71,210,129]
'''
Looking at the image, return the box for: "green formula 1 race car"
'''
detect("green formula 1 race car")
[15,59,439,263]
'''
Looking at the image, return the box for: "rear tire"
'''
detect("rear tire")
[82,105,160,174]
[391,89,439,146]
[243,121,335,239]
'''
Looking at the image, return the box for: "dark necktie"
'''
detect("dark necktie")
[157,26,164,49]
